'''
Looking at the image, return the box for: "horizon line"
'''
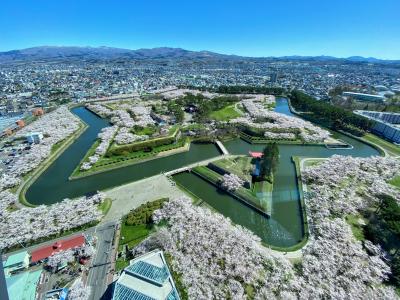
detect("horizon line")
[0,44,399,61]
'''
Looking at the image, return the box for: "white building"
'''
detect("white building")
[26,132,43,144]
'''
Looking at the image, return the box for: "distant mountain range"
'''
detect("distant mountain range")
[0,46,398,64]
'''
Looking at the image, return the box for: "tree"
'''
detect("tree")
[260,143,279,181]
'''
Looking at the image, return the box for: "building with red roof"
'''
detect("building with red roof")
[30,235,85,263]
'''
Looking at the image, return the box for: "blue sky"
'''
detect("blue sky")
[1,0,399,59]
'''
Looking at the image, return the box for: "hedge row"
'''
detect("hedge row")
[109,135,177,155]
[94,139,187,168]
[125,198,168,226]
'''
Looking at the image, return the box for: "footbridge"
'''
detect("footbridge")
[215,140,229,155]
[164,155,232,176]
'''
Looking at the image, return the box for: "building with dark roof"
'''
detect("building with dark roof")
[113,250,180,300]
[354,110,400,144]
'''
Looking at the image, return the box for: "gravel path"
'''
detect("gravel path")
[102,174,185,222]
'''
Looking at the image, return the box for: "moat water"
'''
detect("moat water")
[26,99,380,248]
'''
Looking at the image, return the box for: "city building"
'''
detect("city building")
[15,119,25,128]
[2,251,30,276]
[30,235,86,264]
[112,250,180,300]
[44,288,69,300]
[354,110,400,144]
[342,92,385,102]
[32,108,44,116]
[5,269,42,300]
[26,132,44,144]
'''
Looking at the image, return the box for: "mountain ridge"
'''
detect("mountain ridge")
[0,46,398,63]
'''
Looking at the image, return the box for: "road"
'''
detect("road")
[87,221,117,300]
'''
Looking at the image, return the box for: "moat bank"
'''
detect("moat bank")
[25,99,380,248]
[25,107,220,205]
[173,98,380,248]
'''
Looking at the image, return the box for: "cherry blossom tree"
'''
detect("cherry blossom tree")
[0,192,106,250]
[136,197,294,299]
[220,173,244,191]
[230,98,331,143]
[68,278,91,300]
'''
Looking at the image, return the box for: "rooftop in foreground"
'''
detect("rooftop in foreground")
[112,250,180,300]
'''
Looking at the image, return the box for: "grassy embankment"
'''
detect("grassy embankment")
[345,214,366,241]
[389,175,400,189]
[192,164,270,215]
[71,126,189,179]
[115,198,168,271]
[362,133,400,157]
[209,104,242,121]
[98,198,112,215]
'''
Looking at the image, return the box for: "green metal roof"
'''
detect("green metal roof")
[6,269,42,300]
[3,251,28,268]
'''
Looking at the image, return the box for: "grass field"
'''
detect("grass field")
[389,175,400,189]
[192,166,222,183]
[303,158,326,169]
[98,198,112,215]
[133,125,157,136]
[115,223,154,271]
[345,214,366,241]
[211,156,253,182]
[253,180,273,194]
[363,133,400,156]
[209,105,242,121]
[120,223,153,249]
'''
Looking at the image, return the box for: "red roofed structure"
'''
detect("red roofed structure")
[30,234,85,263]
[249,151,263,159]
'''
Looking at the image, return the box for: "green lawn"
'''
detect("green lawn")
[345,214,366,241]
[115,258,130,272]
[303,158,326,169]
[363,133,400,156]
[51,141,63,154]
[133,126,157,136]
[389,175,400,189]
[192,166,223,183]
[211,156,253,182]
[253,180,273,194]
[209,105,242,121]
[120,223,152,249]
[98,198,112,215]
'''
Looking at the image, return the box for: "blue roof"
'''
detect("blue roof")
[113,284,155,300]
[253,160,261,176]
[112,250,180,300]
[125,261,169,286]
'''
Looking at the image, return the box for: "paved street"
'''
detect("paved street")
[87,221,117,300]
